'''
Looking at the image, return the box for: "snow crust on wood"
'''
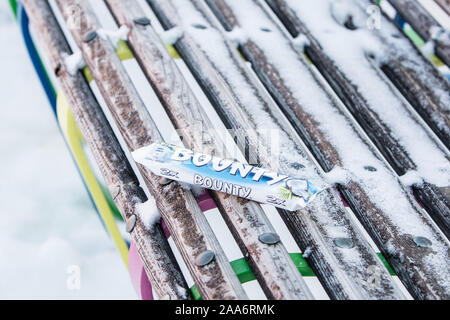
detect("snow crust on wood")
[64,50,85,76]
[97,25,130,48]
[165,0,407,299]
[285,0,450,189]
[160,26,183,45]
[135,198,161,230]
[225,27,248,47]
[292,33,310,51]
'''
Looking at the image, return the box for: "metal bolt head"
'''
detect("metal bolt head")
[134,17,151,26]
[258,233,281,245]
[413,236,432,248]
[195,250,215,267]
[84,30,98,43]
[126,214,137,233]
[334,237,355,249]
[364,165,377,172]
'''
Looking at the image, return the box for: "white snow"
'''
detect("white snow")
[399,170,424,188]
[159,26,183,45]
[294,0,450,188]
[324,167,352,186]
[64,49,85,76]
[97,25,130,48]
[0,2,135,299]
[292,33,310,51]
[135,198,161,230]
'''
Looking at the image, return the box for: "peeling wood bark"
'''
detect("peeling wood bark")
[21,0,190,300]
[104,0,313,300]
[148,0,406,300]
[265,0,450,299]
[387,0,450,67]
[54,0,246,300]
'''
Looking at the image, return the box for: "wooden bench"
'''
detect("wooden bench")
[18,0,449,300]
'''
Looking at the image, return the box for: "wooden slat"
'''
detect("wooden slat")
[387,0,450,67]
[54,0,247,300]
[268,0,450,154]
[147,0,406,300]
[104,0,313,300]
[266,0,450,239]
[22,0,191,300]
[265,0,450,299]
[435,0,450,16]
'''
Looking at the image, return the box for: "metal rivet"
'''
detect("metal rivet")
[364,165,377,172]
[192,23,207,29]
[84,30,97,43]
[334,237,355,249]
[258,233,281,245]
[413,236,432,248]
[159,177,173,186]
[134,17,151,26]
[260,27,271,32]
[126,214,137,233]
[195,250,215,267]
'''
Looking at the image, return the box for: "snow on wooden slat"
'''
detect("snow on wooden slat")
[266,0,450,239]
[104,0,313,300]
[268,0,450,153]
[54,0,247,300]
[435,0,450,16]
[147,0,406,299]
[265,0,450,299]
[21,0,191,300]
[387,0,450,67]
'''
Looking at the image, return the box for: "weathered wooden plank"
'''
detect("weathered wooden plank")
[147,0,406,300]
[268,0,450,154]
[387,0,450,67]
[104,0,313,300]
[266,0,450,239]
[264,0,450,299]
[435,0,450,16]
[54,0,247,300]
[22,0,191,300]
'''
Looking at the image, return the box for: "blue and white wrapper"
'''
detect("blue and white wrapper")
[132,142,325,211]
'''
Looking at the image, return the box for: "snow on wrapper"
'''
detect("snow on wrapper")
[132,142,327,211]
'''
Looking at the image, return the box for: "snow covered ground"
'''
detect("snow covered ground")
[0,1,135,299]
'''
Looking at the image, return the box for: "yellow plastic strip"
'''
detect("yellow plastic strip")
[57,91,129,266]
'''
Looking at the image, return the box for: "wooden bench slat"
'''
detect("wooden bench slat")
[265,0,450,299]
[387,0,450,67]
[147,0,407,299]
[104,0,313,300]
[267,0,450,240]
[54,0,247,300]
[22,0,191,300]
